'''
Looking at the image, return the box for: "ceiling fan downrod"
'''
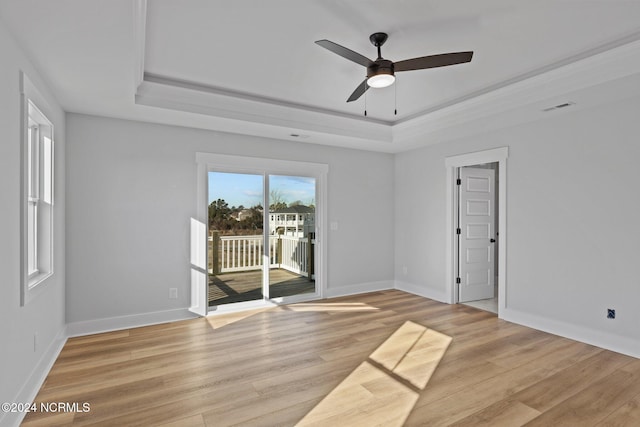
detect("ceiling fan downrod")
[369,32,388,60]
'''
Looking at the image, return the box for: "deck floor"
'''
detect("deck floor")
[209,269,315,305]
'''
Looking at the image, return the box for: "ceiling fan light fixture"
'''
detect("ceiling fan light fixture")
[366,58,395,88]
[367,73,395,88]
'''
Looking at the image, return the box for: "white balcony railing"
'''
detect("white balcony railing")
[280,235,309,276]
[210,233,313,277]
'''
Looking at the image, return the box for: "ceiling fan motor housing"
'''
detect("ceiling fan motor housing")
[367,59,394,79]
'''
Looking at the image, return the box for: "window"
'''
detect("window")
[21,73,54,305]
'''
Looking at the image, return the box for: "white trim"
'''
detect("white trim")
[196,153,329,312]
[262,171,271,298]
[20,73,55,306]
[66,308,196,338]
[444,147,509,168]
[394,280,448,303]
[195,152,329,176]
[324,280,394,299]
[445,147,508,317]
[2,329,67,427]
[189,163,208,316]
[502,307,640,359]
[132,0,147,90]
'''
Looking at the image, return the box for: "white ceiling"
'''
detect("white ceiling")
[2,0,640,152]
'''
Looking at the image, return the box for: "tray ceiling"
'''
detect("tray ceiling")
[2,0,640,152]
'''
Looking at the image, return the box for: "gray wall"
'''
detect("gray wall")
[65,114,395,324]
[395,96,640,356]
[0,17,66,420]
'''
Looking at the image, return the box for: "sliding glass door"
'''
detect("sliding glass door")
[196,156,326,314]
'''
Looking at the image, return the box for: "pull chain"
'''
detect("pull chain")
[394,79,398,116]
[363,81,398,117]
[364,87,367,117]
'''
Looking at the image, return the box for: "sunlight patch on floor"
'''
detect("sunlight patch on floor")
[296,321,451,426]
[205,301,379,329]
[286,302,380,312]
[370,321,452,390]
[205,307,272,329]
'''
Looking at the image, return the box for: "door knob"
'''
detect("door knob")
[490,238,496,243]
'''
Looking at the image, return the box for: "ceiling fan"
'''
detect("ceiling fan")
[315,32,473,102]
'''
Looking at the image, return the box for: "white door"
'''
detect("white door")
[458,167,496,302]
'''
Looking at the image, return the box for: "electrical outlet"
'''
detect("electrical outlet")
[402,266,408,276]
[607,308,616,319]
[169,288,178,299]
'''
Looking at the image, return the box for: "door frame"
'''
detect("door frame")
[445,147,508,316]
[192,152,328,315]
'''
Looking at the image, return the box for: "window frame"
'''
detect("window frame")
[20,72,55,306]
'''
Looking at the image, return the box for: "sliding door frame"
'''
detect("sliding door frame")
[193,153,328,315]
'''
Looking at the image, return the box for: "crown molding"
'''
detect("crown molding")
[134,9,640,153]
[392,36,640,150]
[396,30,640,124]
[132,0,147,90]
[135,76,395,151]
[142,73,391,127]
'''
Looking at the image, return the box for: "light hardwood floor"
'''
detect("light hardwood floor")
[22,290,640,426]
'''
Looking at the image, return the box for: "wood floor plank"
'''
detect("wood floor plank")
[404,356,554,426]
[524,359,640,427]
[18,411,75,427]
[448,399,541,427]
[596,390,640,427]
[157,414,206,427]
[21,290,640,427]
[512,349,633,412]
[232,399,323,427]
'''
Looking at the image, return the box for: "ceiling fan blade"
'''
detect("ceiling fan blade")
[347,79,369,102]
[394,51,473,72]
[315,40,373,67]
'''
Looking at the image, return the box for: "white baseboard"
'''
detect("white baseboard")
[502,307,640,359]
[66,308,198,338]
[394,280,449,303]
[2,328,67,427]
[324,280,394,299]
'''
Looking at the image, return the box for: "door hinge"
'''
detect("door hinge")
[456,277,461,284]
[456,228,461,235]
[456,178,461,185]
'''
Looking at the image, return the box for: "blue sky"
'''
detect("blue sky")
[209,172,315,208]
